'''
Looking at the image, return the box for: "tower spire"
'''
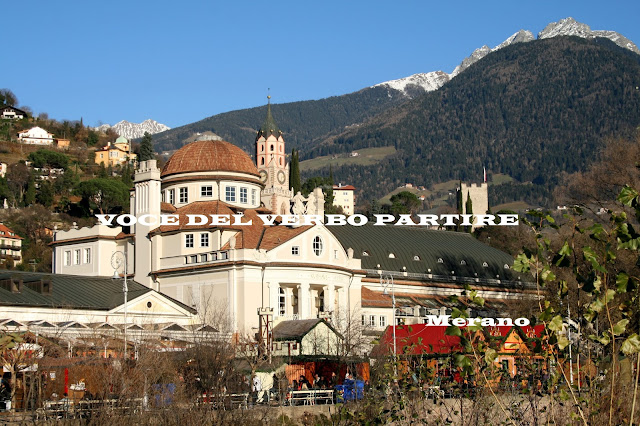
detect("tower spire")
[257,92,281,140]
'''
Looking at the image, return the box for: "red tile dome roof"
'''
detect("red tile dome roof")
[161,140,258,178]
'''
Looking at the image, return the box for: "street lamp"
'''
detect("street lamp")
[378,264,397,375]
[111,250,128,359]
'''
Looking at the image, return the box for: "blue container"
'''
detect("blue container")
[342,380,365,401]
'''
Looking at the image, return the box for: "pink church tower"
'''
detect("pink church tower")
[256,96,292,214]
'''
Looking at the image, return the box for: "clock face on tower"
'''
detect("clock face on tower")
[277,170,286,185]
[259,170,268,183]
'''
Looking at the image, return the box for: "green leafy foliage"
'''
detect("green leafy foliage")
[75,178,130,214]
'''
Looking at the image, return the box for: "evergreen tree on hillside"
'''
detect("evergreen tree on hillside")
[24,176,36,206]
[465,192,473,216]
[289,148,301,193]
[139,132,154,162]
[465,193,473,233]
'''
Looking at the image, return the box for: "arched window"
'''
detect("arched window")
[460,260,466,265]
[388,253,395,259]
[270,144,274,151]
[313,236,323,256]
[482,262,488,268]
[261,144,264,152]
[437,258,444,263]
[413,255,420,261]
[260,158,264,165]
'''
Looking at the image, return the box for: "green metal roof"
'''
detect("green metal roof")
[328,225,524,284]
[256,101,282,139]
[0,271,194,312]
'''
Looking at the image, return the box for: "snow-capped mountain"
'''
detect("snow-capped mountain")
[95,119,170,139]
[538,17,639,54]
[372,71,450,97]
[451,30,535,77]
[373,17,637,95]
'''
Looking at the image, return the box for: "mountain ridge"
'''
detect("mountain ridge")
[96,119,170,139]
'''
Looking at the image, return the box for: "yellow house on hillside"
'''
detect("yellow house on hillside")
[94,136,137,167]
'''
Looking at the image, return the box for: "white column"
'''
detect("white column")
[338,287,348,318]
[326,284,336,314]
[286,287,294,317]
[267,281,276,314]
[298,282,310,319]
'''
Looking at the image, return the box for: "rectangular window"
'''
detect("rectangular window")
[200,233,209,247]
[201,186,213,197]
[334,250,339,260]
[179,187,188,203]
[168,189,175,204]
[225,186,236,202]
[200,254,208,262]
[291,246,300,256]
[251,189,257,205]
[84,248,91,264]
[64,251,71,266]
[361,315,366,327]
[190,255,198,263]
[279,289,286,316]
[369,315,376,327]
[74,249,81,265]
[380,316,387,327]
[240,187,248,204]
[185,234,194,248]
[161,191,166,203]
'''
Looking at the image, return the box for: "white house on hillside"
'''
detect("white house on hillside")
[17,127,54,145]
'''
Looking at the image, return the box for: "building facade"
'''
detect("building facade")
[94,136,137,167]
[0,223,23,265]
[332,184,356,215]
[1,106,27,120]
[17,127,54,145]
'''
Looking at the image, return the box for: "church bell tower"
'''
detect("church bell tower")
[256,96,292,214]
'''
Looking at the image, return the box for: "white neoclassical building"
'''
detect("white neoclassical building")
[51,104,534,339]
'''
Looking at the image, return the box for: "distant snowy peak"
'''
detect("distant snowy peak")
[494,29,535,51]
[451,30,534,77]
[95,119,170,139]
[539,17,639,54]
[373,71,450,97]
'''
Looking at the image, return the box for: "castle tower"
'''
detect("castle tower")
[132,159,161,289]
[256,97,292,214]
[459,182,489,229]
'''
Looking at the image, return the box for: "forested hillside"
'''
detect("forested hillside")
[152,86,409,153]
[312,37,640,205]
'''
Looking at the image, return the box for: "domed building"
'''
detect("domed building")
[51,104,533,350]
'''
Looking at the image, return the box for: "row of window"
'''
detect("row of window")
[163,186,258,205]
[259,143,284,152]
[185,251,228,264]
[289,240,340,259]
[185,233,209,248]
[63,248,91,266]
[362,315,387,328]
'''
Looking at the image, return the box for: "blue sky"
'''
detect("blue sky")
[5,0,640,128]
